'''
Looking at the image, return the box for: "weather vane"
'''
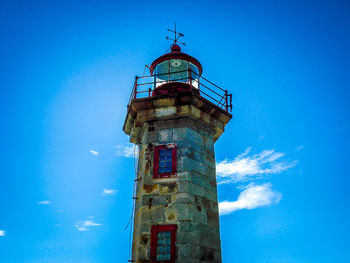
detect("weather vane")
[166,23,186,46]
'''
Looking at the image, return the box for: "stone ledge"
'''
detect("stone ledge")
[123,92,232,143]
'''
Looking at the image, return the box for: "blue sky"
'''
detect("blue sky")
[1,0,350,262]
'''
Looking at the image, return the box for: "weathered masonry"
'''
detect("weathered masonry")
[123,34,232,263]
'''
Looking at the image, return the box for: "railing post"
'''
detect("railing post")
[153,73,156,89]
[148,88,151,97]
[134,76,138,99]
[225,90,228,112]
[198,75,201,91]
[168,61,170,83]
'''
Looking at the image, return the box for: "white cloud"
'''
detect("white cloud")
[0,230,5,236]
[102,188,118,196]
[219,183,282,215]
[84,221,101,227]
[114,143,136,158]
[90,150,99,156]
[37,200,51,205]
[295,145,304,151]
[75,219,102,231]
[76,226,88,231]
[216,147,297,184]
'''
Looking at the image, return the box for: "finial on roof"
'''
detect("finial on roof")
[171,44,181,52]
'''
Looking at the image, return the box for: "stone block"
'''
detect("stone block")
[139,223,151,234]
[199,246,221,262]
[159,182,178,194]
[191,172,209,189]
[179,127,202,145]
[170,192,195,204]
[159,128,173,142]
[173,202,194,221]
[176,243,201,259]
[205,190,218,203]
[142,184,159,194]
[190,105,201,119]
[172,127,186,141]
[178,220,192,232]
[176,171,191,181]
[164,207,177,222]
[207,209,220,226]
[177,181,189,193]
[155,106,176,117]
[176,232,200,246]
[187,182,205,198]
[192,207,208,224]
[141,194,170,207]
[140,205,164,223]
[203,154,215,169]
[180,157,207,176]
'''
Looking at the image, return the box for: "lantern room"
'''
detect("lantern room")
[127,38,232,113]
[149,44,202,89]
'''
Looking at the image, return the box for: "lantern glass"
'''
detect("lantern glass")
[154,59,200,88]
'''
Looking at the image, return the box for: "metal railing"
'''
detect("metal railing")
[128,69,232,112]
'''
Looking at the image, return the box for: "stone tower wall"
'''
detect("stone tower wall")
[132,117,222,263]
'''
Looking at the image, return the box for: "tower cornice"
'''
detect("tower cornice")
[123,91,232,144]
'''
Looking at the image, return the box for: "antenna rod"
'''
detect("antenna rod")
[166,24,185,47]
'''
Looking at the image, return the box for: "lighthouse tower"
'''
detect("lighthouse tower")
[123,29,232,263]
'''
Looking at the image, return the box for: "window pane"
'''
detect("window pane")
[160,167,171,173]
[189,62,199,89]
[156,62,169,80]
[155,61,169,88]
[189,62,199,75]
[159,149,173,174]
[165,238,171,245]
[164,246,171,253]
[170,59,188,82]
[155,230,173,261]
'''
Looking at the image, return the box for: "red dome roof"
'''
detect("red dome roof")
[149,44,203,75]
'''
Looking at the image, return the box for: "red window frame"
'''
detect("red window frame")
[150,224,177,263]
[153,144,177,178]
